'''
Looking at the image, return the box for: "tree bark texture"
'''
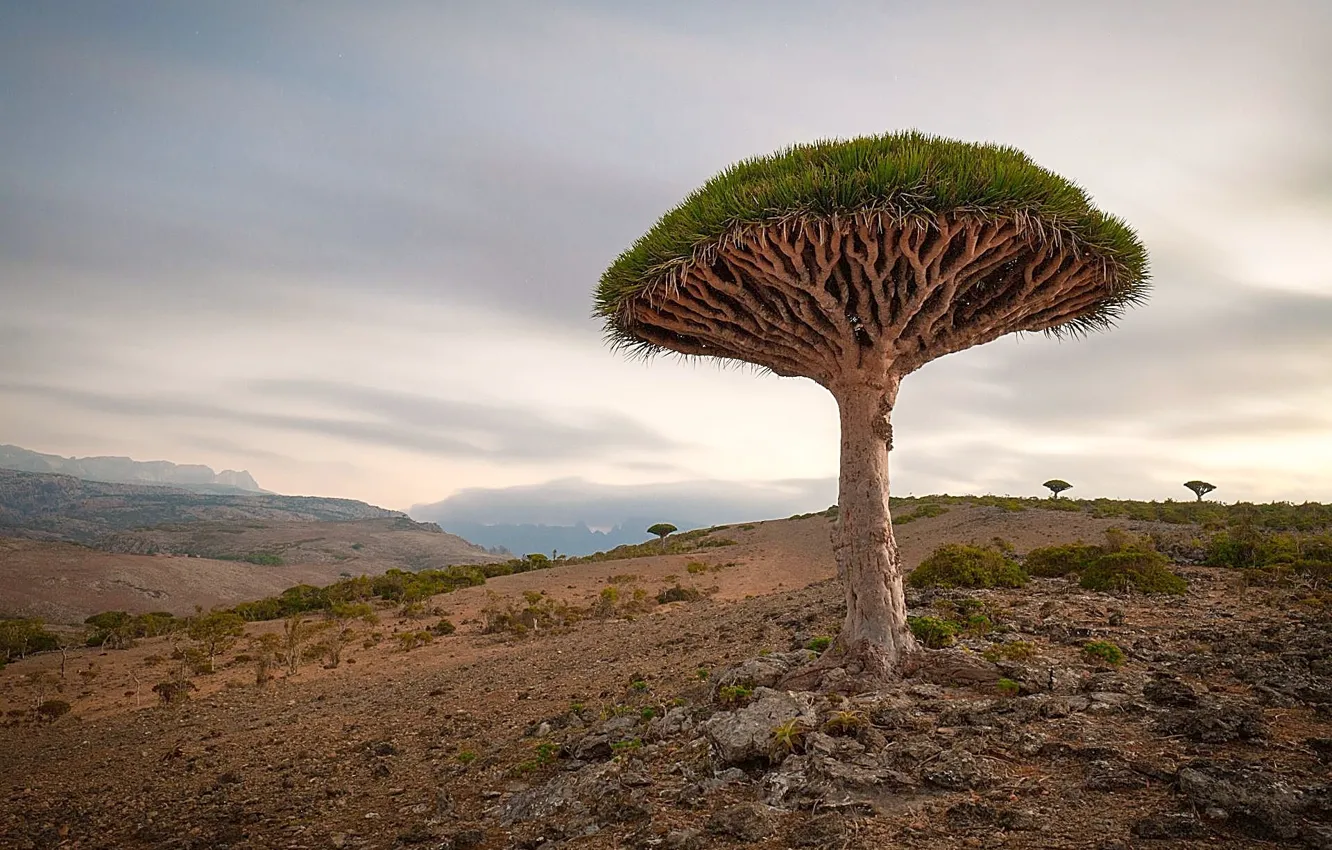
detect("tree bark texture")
[831,377,917,678]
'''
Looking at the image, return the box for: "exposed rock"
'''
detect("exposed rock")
[786,813,846,846]
[646,706,695,742]
[711,653,807,692]
[703,688,816,766]
[911,649,1003,688]
[661,828,703,849]
[500,762,650,829]
[946,800,1035,830]
[922,747,990,790]
[438,829,485,850]
[1130,813,1203,839]
[705,802,775,841]
[1156,698,1266,743]
[1083,760,1148,792]
[1143,675,1200,708]
[1177,761,1306,841]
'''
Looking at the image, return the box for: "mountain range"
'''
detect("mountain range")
[0,444,261,494]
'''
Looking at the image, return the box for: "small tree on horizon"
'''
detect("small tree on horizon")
[1184,480,1216,502]
[647,523,677,552]
[1043,479,1073,499]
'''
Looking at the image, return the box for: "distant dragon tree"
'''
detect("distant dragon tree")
[595,132,1149,683]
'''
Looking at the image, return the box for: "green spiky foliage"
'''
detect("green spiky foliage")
[596,131,1149,356]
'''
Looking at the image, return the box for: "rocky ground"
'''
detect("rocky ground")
[1,510,1330,849]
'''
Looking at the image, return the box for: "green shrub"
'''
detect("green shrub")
[1080,550,1186,595]
[823,709,867,736]
[769,719,808,759]
[996,678,1021,697]
[908,544,1027,588]
[1083,640,1126,666]
[1023,543,1102,577]
[429,618,456,636]
[806,636,833,653]
[717,685,753,707]
[983,640,1036,662]
[396,630,434,651]
[907,616,957,648]
[894,503,950,525]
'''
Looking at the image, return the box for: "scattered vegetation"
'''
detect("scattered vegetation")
[1080,549,1187,595]
[1023,543,1102,578]
[1083,640,1126,667]
[481,591,583,637]
[717,685,754,707]
[823,709,868,736]
[1023,530,1188,595]
[805,636,832,653]
[893,502,950,525]
[908,544,1028,589]
[656,584,703,604]
[907,615,957,649]
[983,640,1037,662]
[769,719,808,759]
[1,618,59,662]
[996,678,1021,697]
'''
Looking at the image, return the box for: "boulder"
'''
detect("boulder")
[703,688,816,766]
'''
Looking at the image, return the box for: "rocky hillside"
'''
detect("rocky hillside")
[0,469,403,545]
[0,444,261,493]
[0,505,1328,849]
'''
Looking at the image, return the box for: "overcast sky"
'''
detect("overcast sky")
[2,1,1329,519]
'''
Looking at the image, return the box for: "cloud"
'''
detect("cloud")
[0,380,678,463]
[411,476,837,529]
[2,1,1330,509]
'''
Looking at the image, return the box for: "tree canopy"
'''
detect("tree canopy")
[1184,480,1217,501]
[1043,479,1073,498]
[647,523,677,540]
[597,131,1149,359]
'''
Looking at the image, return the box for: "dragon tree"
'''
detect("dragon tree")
[595,132,1149,682]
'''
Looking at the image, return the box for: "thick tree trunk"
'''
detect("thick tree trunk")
[830,378,918,680]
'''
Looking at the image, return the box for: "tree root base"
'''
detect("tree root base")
[778,645,1001,694]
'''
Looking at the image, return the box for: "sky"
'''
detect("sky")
[2,1,1330,524]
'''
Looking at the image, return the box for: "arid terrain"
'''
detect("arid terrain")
[2,505,1330,849]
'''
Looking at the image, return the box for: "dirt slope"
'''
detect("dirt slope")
[1,505,1327,850]
[0,539,361,622]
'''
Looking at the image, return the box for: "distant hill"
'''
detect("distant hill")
[0,468,406,546]
[0,444,261,493]
[432,520,651,558]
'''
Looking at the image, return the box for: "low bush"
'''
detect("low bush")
[1023,543,1102,577]
[908,544,1027,589]
[907,616,957,649]
[429,618,456,636]
[717,684,753,707]
[656,584,702,604]
[806,636,833,653]
[894,503,950,525]
[1083,640,1126,666]
[396,631,434,651]
[983,640,1036,662]
[1080,550,1187,595]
